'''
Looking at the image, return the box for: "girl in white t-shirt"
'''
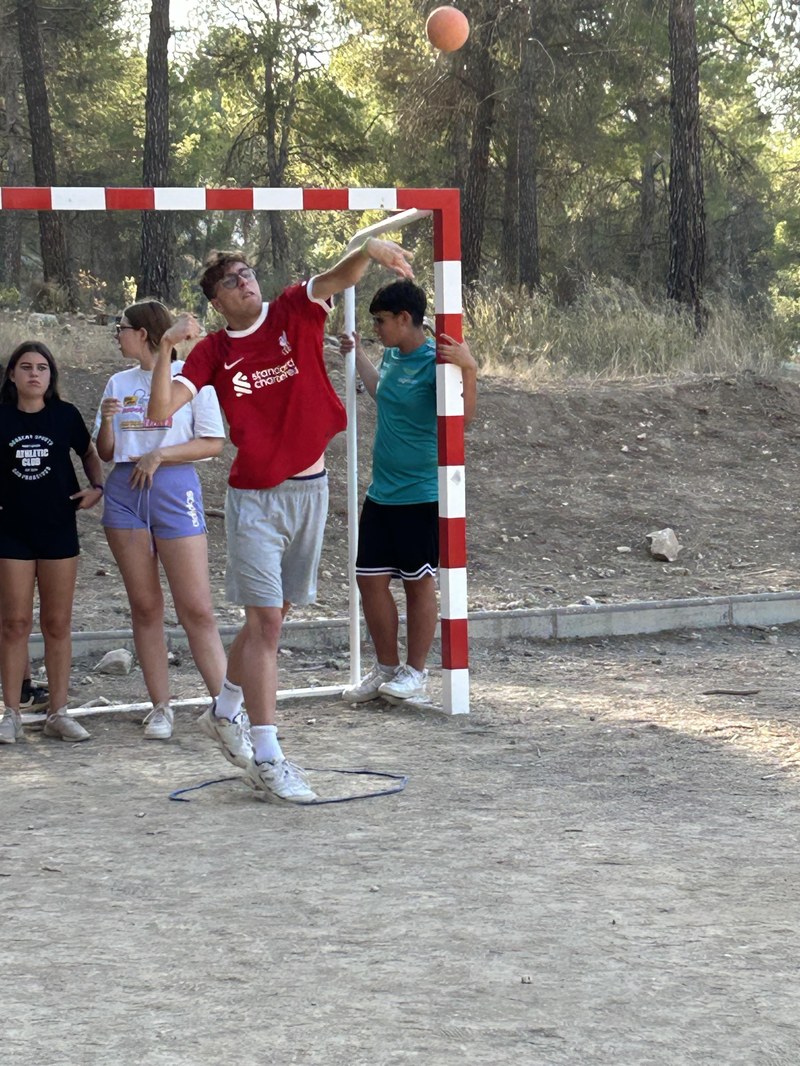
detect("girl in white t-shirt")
[94,300,228,740]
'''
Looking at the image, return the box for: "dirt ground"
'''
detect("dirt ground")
[5,625,800,1065]
[4,331,800,1063]
[47,331,800,631]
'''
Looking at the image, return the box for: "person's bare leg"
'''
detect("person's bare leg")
[36,557,79,712]
[403,574,438,672]
[357,574,401,667]
[157,534,227,696]
[225,604,285,726]
[105,528,170,706]
[0,559,36,712]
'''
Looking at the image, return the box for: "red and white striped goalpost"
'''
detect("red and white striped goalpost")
[0,186,470,715]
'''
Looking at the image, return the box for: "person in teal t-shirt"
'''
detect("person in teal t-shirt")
[340,279,477,704]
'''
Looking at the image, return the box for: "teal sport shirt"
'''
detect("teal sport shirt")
[366,338,438,505]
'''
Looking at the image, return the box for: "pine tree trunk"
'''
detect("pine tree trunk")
[500,120,519,286]
[517,3,541,293]
[666,0,705,331]
[0,34,23,289]
[639,154,657,293]
[15,0,77,308]
[462,1,499,288]
[138,0,174,302]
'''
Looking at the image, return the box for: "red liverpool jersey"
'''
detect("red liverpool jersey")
[177,283,346,489]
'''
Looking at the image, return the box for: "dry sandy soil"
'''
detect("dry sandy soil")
[53,331,800,631]
[3,326,800,1064]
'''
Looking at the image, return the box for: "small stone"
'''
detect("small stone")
[521,974,533,984]
[94,648,133,676]
[616,546,632,554]
[646,527,683,562]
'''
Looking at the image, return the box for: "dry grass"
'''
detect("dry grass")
[466,280,792,384]
[0,312,199,371]
[1,280,793,388]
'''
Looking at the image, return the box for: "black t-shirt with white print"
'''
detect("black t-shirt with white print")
[0,400,91,536]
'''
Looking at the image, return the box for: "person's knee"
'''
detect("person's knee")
[39,615,71,642]
[404,577,436,605]
[244,608,283,649]
[176,601,216,632]
[129,598,165,629]
[1,615,32,644]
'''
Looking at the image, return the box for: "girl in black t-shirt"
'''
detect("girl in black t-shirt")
[0,341,104,745]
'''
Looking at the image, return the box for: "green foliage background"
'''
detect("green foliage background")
[0,0,798,362]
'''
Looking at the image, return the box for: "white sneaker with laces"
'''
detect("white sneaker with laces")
[244,756,317,804]
[43,710,90,742]
[143,702,174,740]
[0,709,22,744]
[198,701,253,768]
[378,664,429,701]
[342,663,399,703]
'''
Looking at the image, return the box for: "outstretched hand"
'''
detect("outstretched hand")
[367,239,415,279]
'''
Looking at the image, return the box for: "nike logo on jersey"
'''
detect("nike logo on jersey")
[224,357,244,369]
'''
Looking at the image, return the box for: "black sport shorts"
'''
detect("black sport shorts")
[0,522,80,560]
[355,497,438,582]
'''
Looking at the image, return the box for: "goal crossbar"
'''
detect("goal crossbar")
[0,187,470,714]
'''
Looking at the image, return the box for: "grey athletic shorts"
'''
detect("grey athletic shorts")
[224,473,329,608]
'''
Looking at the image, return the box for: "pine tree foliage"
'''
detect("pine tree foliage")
[0,0,795,342]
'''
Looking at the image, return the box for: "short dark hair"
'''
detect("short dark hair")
[369,280,427,327]
[199,250,250,300]
[0,341,61,405]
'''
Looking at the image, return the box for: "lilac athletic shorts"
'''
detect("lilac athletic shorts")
[102,463,207,539]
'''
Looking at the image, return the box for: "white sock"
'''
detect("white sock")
[378,662,398,674]
[214,679,244,721]
[251,724,284,764]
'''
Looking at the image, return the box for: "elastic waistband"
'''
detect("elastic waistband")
[290,469,327,482]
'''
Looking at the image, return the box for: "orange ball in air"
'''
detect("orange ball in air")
[425,6,470,53]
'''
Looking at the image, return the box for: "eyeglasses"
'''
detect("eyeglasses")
[218,267,256,290]
[114,323,136,338]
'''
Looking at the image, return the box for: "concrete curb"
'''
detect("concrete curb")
[31,590,800,658]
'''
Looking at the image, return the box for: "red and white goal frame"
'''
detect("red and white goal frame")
[0,186,470,714]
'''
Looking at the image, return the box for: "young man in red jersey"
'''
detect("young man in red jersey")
[148,237,413,803]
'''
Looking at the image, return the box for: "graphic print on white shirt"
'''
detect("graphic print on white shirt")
[93,361,225,463]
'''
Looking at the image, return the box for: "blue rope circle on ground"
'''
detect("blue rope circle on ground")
[168,767,409,805]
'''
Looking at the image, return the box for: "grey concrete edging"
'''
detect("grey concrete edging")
[30,590,800,659]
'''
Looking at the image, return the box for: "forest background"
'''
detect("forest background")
[0,0,798,379]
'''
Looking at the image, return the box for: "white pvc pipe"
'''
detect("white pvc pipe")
[21,685,345,724]
[343,285,362,687]
[345,208,432,254]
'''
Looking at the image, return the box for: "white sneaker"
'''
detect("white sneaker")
[0,709,22,744]
[143,702,174,740]
[378,664,429,701]
[342,663,399,703]
[244,756,317,804]
[198,701,253,768]
[43,710,90,742]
